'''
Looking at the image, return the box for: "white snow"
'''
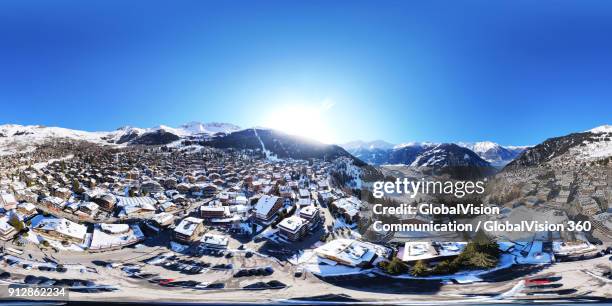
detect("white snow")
[0,122,242,156]
[588,124,612,133]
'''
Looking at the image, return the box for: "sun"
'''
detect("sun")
[263,104,334,144]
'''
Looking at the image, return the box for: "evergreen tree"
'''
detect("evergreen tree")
[411,260,429,276]
[385,257,409,275]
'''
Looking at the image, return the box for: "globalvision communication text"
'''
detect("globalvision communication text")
[370,178,592,234]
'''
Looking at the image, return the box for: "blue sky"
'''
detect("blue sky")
[1,1,611,145]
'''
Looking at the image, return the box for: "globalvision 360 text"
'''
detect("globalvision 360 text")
[372,220,592,233]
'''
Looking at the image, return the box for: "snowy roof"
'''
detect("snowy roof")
[80,201,99,211]
[17,202,36,211]
[152,212,174,225]
[400,242,437,261]
[0,193,17,206]
[333,197,362,217]
[0,216,15,233]
[254,195,280,215]
[124,203,155,215]
[315,239,379,267]
[200,202,225,212]
[298,189,310,198]
[100,223,130,234]
[116,196,157,207]
[90,224,144,249]
[174,217,204,236]
[300,205,319,218]
[278,216,306,232]
[33,217,87,241]
[200,233,229,247]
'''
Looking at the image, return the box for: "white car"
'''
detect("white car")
[194,282,211,290]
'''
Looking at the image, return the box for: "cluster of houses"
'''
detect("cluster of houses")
[0,143,371,254]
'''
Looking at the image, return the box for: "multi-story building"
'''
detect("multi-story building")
[278,215,308,241]
[173,217,205,243]
[253,195,283,222]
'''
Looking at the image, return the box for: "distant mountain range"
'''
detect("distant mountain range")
[0,122,240,147]
[0,123,361,166]
[3,122,611,180]
[342,140,528,168]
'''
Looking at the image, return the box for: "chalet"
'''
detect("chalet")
[53,187,72,200]
[176,183,190,194]
[174,217,205,243]
[93,194,117,212]
[160,201,178,212]
[151,212,175,227]
[279,186,293,198]
[0,216,16,241]
[141,180,163,194]
[16,202,37,218]
[41,196,66,212]
[202,184,218,197]
[0,192,17,210]
[200,201,227,219]
[79,201,99,216]
[32,217,87,245]
[332,197,363,224]
[314,239,390,268]
[200,233,229,249]
[253,195,283,222]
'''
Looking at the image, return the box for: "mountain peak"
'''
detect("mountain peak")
[342,140,394,150]
[179,121,240,135]
[588,125,612,133]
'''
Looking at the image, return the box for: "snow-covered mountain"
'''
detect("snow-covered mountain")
[342,140,394,150]
[343,139,526,169]
[179,122,241,135]
[456,141,528,168]
[342,140,495,177]
[0,122,242,154]
[506,124,612,169]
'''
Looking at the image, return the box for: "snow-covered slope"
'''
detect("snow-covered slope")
[341,140,394,151]
[0,122,242,155]
[456,141,527,168]
[343,138,526,169]
[179,122,240,135]
[588,125,612,134]
[506,124,612,169]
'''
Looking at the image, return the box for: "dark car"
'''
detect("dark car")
[6,258,19,266]
[205,283,225,289]
[24,275,42,284]
[169,280,200,287]
[52,279,69,287]
[234,270,247,277]
[267,280,286,289]
[0,272,11,279]
[243,281,270,290]
[92,260,109,267]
